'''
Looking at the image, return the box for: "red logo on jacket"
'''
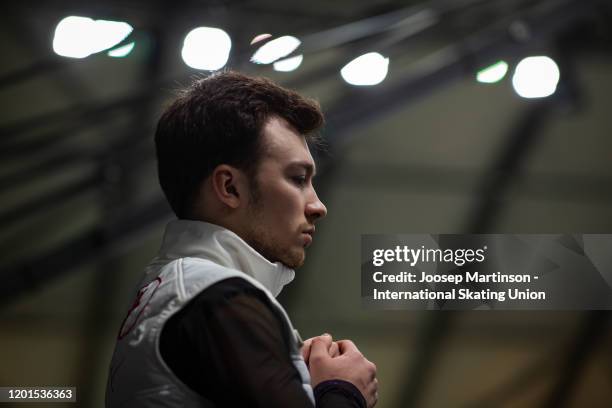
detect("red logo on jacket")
[118,277,162,340]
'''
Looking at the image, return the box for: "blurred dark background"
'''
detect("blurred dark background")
[1,0,611,406]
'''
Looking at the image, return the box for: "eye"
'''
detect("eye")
[292,175,307,187]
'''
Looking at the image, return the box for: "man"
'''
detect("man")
[106,71,378,407]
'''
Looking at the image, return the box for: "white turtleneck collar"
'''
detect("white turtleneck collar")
[156,219,295,297]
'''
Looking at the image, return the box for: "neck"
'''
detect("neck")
[156,219,295,297]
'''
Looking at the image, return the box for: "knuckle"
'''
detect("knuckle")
[309,354,323,365]
[339,339,353,347]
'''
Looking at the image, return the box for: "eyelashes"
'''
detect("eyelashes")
[291,175,307,187]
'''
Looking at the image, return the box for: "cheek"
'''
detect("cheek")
[266,186,304,221]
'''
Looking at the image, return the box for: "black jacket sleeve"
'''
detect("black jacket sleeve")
[159,277,365,408]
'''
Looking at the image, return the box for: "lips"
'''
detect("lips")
[302,227,315,247]
[302,233,313,247]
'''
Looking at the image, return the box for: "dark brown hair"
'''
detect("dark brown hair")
[155,71,324,218]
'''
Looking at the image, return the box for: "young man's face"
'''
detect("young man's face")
[242,116,327,269]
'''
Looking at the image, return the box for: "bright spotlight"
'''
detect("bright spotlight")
[251,36,300,64]
[91,20,133,53]
[476,60,508,84]
[53,16,94,58]
[340,52,389,86]
[512,56,560,98]
[273,55,303,72]
[53,16,133,59]
[108,42,135,58]
[181,27,232,71]
[250,33,272,45]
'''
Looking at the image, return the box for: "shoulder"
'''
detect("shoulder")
[176,257,256,299]
[168,275,287,337]
[161,276,290,351]
[193,276,270,307]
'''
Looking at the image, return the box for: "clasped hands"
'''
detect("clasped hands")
[302,334,378,408]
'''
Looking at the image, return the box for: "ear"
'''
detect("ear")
[210,164,247,209]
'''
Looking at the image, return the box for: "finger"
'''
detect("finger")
[368,378,378,395]
[301,340,313,363]
[368,361,377,379]
[318,333,333,350]
[309,338,332,363]
[366,379,378,407]
[329,341,339,357]
[366,385,378,408]
[337,339,358,354]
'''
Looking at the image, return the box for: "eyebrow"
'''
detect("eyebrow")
[287,161,317,177]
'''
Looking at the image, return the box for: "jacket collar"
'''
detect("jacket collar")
[157,219,295,297]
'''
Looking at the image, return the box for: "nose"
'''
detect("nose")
[306,191,327,222]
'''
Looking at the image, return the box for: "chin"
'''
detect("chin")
[281,248,306,269]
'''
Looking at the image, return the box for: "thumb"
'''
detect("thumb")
[309,338,332,363]
[301,339,313,363]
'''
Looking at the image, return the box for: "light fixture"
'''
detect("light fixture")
[476,60,508,84]
[340,52,389,86]
[250,33,272,45]
[181,27,232,70]
[53,16,133,59]
[512,56,560,98]
[107,42,135,58]
[273,55,303,72]
[251,36,300,64]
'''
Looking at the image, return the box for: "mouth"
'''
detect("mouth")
[302,227,315,248]
[302,233,313,248]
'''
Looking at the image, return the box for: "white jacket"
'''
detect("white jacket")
[105,220,314,407]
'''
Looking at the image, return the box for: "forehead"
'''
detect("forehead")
[259,116,314,166]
